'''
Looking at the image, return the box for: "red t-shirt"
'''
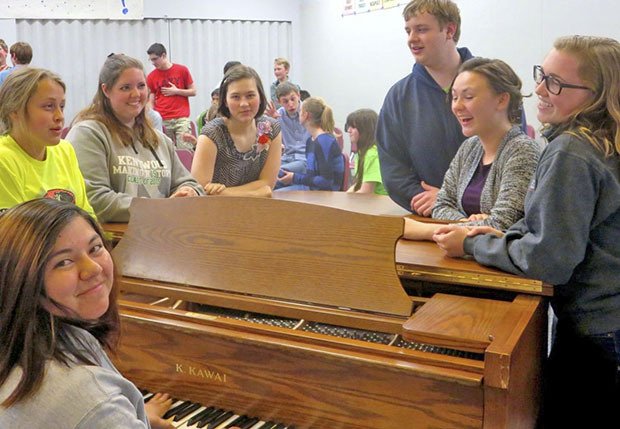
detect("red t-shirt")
[147,63,193,119]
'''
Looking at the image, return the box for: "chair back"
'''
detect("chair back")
[334,127,344,151]
[175,148,194,171]
[341,152,350,191]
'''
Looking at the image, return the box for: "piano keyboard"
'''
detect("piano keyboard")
[195,304,484,360]
[143,392,295,429]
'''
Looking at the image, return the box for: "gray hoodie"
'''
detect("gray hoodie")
[67,119,204,223]
[464,131,620,336]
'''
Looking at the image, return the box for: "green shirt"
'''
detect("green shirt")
[354,145,387,195]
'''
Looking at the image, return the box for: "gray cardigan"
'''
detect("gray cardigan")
[433,126,541,230]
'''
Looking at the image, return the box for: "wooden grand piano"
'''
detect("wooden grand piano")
[109,194,549,429]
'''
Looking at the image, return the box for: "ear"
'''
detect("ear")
[9,110,19,125]
[101,83,110,98]
[445,22,457,41]
[497,92,510,111]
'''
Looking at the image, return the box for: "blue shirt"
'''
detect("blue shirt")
[277,105,309,163]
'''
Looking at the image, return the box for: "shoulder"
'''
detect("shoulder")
[542,132,602,164]
[173,63,190,73]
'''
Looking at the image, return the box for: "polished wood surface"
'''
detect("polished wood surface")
[104,192,550,296]
[108,195,547,428]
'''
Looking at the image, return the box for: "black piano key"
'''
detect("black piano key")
[197,408,226,428]
[175,402,204,422]
[225,415,248,428]
[163,400,193,420]
[206,410,234,429]
[187,406,216,426]
[239,417,260,429]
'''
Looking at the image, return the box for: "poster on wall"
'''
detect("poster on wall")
[343,0,355,16]
[0,0,144,20]
[343,0,408,16]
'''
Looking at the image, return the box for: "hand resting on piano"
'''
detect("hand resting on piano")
[0,199,174,429]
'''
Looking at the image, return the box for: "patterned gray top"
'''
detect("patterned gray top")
[202,115,280,187]
[433,126,541,230]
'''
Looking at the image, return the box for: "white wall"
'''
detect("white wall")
[143,0,304,86]
[299,0,620,151]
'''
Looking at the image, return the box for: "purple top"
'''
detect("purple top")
[461,161,492,216]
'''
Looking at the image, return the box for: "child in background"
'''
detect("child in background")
[275,81,309,176]
[345,108,387,195]
[277,97,344,191]
[0,67,95,216]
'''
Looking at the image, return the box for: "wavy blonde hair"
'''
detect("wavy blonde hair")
[549,35,620,157]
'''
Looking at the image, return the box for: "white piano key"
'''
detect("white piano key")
[174,405,208,428]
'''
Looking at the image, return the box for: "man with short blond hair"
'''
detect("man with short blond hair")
[377,0,471,215]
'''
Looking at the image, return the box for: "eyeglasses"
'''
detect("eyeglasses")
[533,65,592,95]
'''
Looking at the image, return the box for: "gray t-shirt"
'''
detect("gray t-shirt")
[0,326,150,429]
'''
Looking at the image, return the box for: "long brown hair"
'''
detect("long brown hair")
[75,54,159,150]
[0,199,120,407]
[346,109,378,191]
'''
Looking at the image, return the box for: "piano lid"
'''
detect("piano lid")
[112,196,413,317]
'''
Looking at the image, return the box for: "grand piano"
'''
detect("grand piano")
[108,193,549,429]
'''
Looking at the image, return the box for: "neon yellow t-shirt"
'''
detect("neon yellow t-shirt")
[0,134,95,217]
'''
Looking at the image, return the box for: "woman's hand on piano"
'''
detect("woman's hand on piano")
[432,224,470,257]
[204,182,227,195]
[144,392,175,429]
[466,225,504,238]
[170,186,198,198]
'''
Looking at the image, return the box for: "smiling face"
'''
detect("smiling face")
[405,12,455,68]
[43,216,113,320]
[535,48,595,126]
[225,78,260,122]
[102,67,148,127]
[451,71,508,139]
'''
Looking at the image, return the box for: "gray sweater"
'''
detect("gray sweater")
[67,120,204,223]
[0,327,149,429]
[464,131,620,336]
[433,126,541,230]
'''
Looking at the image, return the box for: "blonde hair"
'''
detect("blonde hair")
[550,35,620,157]
[274,57,291,71]
[302,97,334,134]
[402,0,461,43]
[0,67,66,135]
